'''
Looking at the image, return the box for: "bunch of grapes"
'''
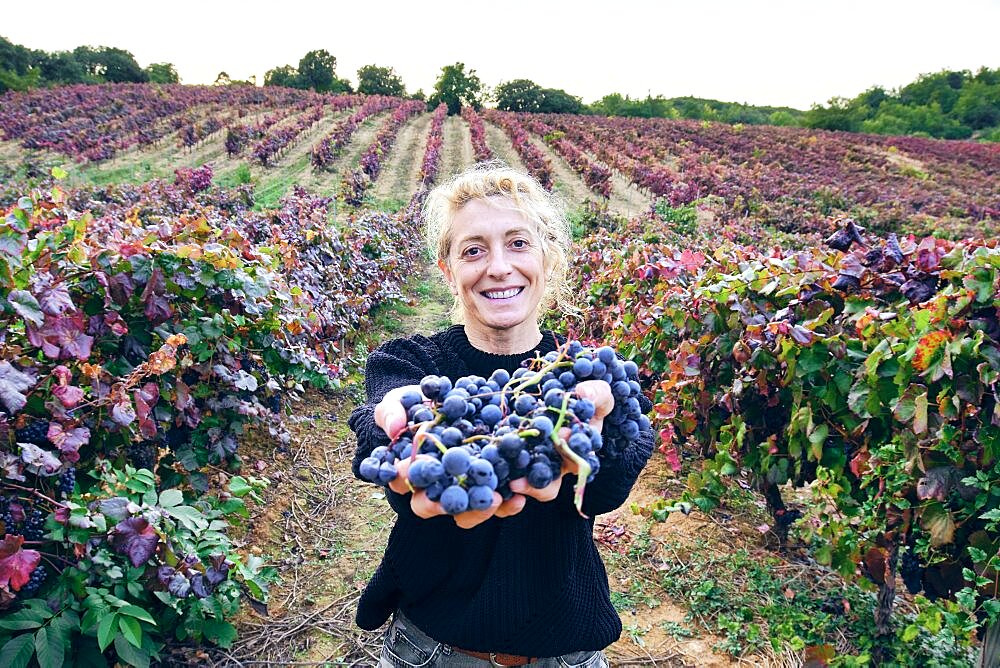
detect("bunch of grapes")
[359,341,649,516]
[0,495,47,540]
[0,494,15,533]
[900,547,924,595]
[15,420,50,447]
[57,467,76,498]
[18,564,47,599]
[20,507,46,541]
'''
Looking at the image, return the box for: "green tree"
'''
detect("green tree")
[537,88,584,114]
[952,80,1000,130]
[145,62,179,84]
[264,64,301,88]
[428,62,483,115]
[0,35,35,77]
[495,79,545,112]
[298,49,336,92]
[95,47,147,83]
[37,51,90,84]
[898,70,968,114]
[214,71,232,86]
[804,97,859,132]
[357,64,405,96]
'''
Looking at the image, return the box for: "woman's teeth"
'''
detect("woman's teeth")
[484,287,523,299]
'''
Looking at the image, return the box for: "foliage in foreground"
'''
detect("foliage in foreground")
[0,175,423,665]
[568,204,999,662]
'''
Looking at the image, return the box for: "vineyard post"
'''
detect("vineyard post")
[980,621,1000,668]
[873,541,899,665]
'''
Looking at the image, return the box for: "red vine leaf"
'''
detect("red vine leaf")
[0,535,42,591]
[111,517,159,567]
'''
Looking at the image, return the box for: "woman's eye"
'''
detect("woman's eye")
[463,247,482,257]
[512,239,528,249]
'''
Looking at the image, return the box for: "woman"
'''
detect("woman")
[349,162,655,667]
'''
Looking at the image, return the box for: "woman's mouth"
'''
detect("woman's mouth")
[481,287,524,300]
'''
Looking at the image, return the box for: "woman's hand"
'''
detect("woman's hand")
[375,379,613,524]
[508,380,614,502]
[377,388,506,528]
[374,385,422,438]
[387,455,506,529]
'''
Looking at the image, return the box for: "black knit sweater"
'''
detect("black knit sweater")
[347,325,655,656]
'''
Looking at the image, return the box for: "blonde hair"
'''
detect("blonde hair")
[423,161,577,324]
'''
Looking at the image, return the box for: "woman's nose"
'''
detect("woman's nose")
[487,248,513,277]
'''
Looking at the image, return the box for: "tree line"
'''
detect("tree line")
[803,68,1000,141]
[2,35,997,142]
[0,36,178,90]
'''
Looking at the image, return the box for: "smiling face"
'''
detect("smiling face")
[439,197,547,348]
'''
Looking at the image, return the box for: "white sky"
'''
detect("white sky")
[4,0,999,109]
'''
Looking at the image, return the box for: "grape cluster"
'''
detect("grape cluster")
[128,440,158,471]
[21,508,46,541]
[57,467,76,498]
[900,547,924,595]
[360,341,649,516]
[15,420,50,446]
[0,495,15,534]
[0,496,46,540]
[18,564,47,599]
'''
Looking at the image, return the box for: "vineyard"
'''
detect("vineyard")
[0,83,998,667]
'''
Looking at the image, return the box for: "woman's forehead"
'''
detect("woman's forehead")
[450,198,537,240]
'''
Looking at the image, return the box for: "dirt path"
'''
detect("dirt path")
[0,139,25,164]
[374,113,434,202]
[608,170,653,215]
[484,122,527,172]
[441,115,474,180]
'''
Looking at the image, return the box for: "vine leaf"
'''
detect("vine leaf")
[0,535,42,591]
[0,361,37,413]
[7,290,43,327]
[921,503,956,547]
[111,517,159,568]
[0,635,34,668]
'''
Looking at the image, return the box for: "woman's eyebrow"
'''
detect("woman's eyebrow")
[455,228,533,245]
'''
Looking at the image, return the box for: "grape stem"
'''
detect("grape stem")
[551,391,591,518]
[4,483,66,509]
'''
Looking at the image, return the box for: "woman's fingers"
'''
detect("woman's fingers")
[453,492,503,529]
[374,384,425,438]
[374,396,408,438]
[509,475,563,503]
[387,455,413,495]
[574,380,614,433]
[494,493,526,518]
[410,490,447,519]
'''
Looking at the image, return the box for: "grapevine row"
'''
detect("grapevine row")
[461,106,493,162]
[311,95,402,170]
[483,110,553,190]
[418,103,448,188]
[250,104,325,167]
[342,100,425,205]
[522,117,613,197]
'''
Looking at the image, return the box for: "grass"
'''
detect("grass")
[76,160,159,186]
[646,535,977,664]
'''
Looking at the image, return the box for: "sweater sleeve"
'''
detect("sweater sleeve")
[561,389,656,518]
[347,336,439,483]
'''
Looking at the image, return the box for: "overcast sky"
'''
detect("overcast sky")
[4,0,999,109]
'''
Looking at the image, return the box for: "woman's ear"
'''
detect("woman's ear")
[437,259,457,296]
